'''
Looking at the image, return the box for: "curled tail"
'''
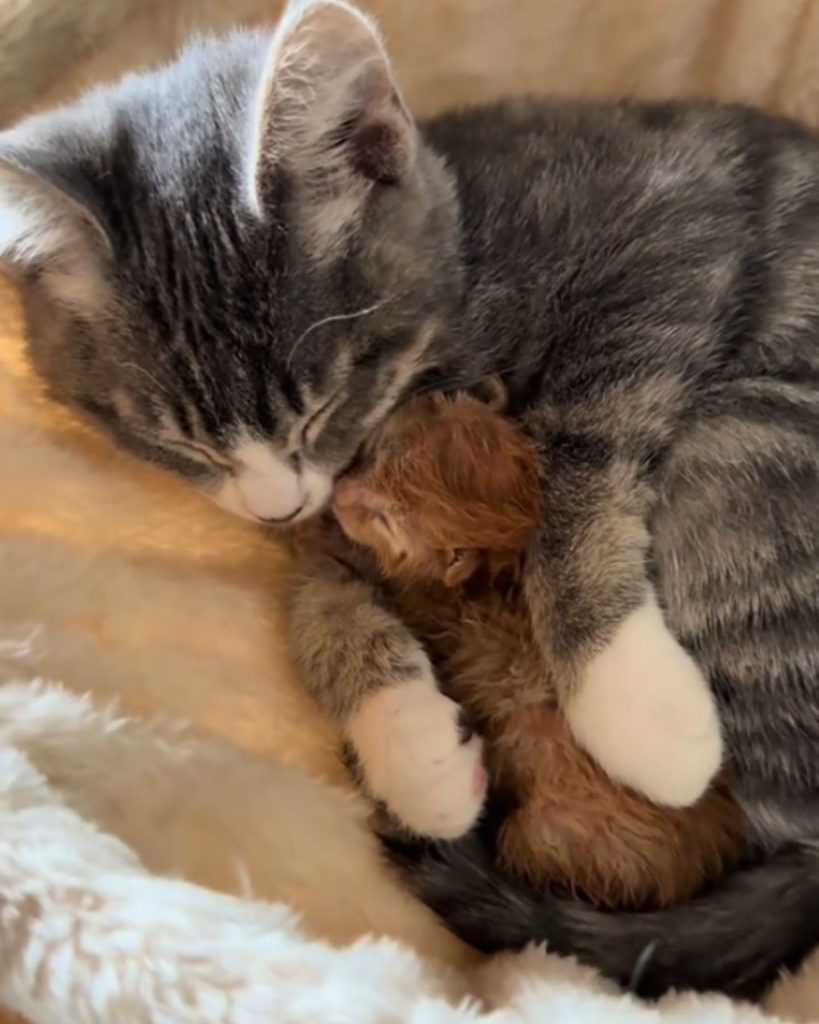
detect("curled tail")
[383,833,819,1000]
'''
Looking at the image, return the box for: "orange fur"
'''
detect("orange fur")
[331,393,745,909]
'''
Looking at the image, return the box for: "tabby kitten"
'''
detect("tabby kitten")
[0,0,817,999]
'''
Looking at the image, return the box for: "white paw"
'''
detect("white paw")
[566,595,723,807]
[346,673,487,840]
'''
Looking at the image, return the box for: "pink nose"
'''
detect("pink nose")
[332,478,365,509]
[236,468,303,522]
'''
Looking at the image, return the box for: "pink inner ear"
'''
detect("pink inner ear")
[351,121,404,183]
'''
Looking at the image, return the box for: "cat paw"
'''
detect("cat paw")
[346,674,487,839]
[566,596,723,807]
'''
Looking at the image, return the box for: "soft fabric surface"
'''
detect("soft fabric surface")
[0,671,809,1023]
[10,0,819,131]
[0,0,818,1020]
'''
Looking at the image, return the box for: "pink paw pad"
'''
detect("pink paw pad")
[473,762,488,797]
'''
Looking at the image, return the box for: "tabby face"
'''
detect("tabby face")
[0,2,460,523]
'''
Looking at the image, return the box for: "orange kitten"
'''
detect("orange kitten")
[327,392,744,908]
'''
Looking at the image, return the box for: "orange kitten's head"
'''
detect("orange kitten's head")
[332,391,541,586]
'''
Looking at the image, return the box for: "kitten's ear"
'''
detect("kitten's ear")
[467,376,508,412]
[0,136,111,311]
[248,0,415,247]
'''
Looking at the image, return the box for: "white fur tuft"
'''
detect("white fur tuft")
[0,166,76,265]
[567,590,723,807]
[347,666,487,840]
[0,157,109,311]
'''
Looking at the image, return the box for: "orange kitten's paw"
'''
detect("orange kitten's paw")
[347,671,487,840]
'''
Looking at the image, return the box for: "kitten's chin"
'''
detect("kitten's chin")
[209,463,332,526]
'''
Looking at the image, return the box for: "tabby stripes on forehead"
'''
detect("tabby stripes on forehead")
[252,367,277,434]
[165,348,219,436]
[276,364,305,416]
[168,396,194,437]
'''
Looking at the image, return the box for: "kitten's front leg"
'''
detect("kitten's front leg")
[524,442,722,808]
[288,549,486,839]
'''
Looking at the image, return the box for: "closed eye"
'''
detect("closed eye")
[300,391,343,449]
[164,438,231,470]
[372,509,398,539]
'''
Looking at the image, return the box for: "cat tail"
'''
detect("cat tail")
[0,0,156,125]
[383,832,819,1000]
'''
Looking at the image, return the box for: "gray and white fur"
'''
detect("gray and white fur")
[0,0,817,1000]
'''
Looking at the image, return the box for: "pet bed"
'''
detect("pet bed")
[0,0,818,1020]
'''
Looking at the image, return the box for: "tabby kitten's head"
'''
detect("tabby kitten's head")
[0,0,460,523]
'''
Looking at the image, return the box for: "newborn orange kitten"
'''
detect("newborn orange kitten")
[327,391,745,909]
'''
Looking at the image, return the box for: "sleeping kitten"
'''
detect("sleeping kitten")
[0,0,817,998]
[303,390,746,908]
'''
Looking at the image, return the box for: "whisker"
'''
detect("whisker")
[117,360,173,401]
[286,296,392,371]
